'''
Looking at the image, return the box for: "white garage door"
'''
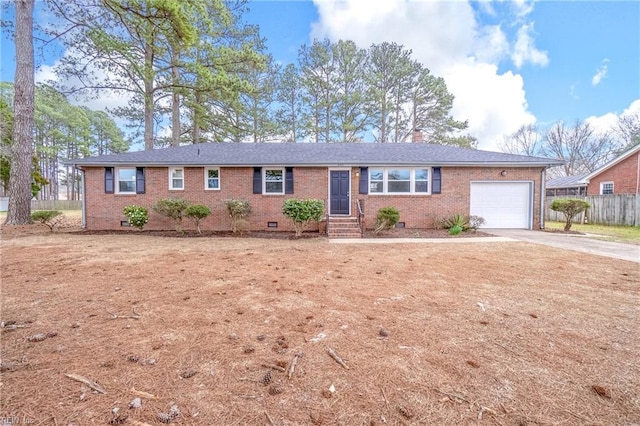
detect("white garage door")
[470,181,533,229]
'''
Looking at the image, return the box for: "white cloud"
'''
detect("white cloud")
[511,23,549,68]
[591,59,609,86]
[34,50,134,112]
[585,98,640,135]
[445,59,535,151]
[311,0,540,150]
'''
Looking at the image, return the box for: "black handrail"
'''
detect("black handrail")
[356,199,364,236]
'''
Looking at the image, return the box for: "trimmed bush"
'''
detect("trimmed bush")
[282,198,324,237]
[185,204,211,234]
[224,199,251,233]
[374,207,400,234]
[123,205,149,231]
[153,198,189,232]
[550,198,590,231]
[31,210,62,231]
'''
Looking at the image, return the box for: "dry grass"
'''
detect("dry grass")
[545,220,640,245]
[1,225,639,425]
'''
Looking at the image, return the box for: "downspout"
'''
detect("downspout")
[539,167,546,230]
[78,167,86,229]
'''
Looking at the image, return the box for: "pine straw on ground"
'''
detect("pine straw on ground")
[0,228,638,425]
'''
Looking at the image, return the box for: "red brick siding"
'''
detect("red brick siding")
[586,152,640,195]
[354,167,544,229]
[82,165,545,231]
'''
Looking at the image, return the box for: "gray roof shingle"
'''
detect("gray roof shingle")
[546,174,588,188]
[66,142,564,167]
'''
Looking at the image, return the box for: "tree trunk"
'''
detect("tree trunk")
[143,42,154,150]
[193,90,201,143]
[171,49,180,146]
[5,0,35,225]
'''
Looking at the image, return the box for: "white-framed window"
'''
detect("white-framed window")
[264,168,284,194]
[600,181,614,195]
[169,167,184,190]
[205,167,220,190]
[116,168,136,194]
[369,168,430,194]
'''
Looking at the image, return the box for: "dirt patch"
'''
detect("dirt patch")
[1,228,638,425]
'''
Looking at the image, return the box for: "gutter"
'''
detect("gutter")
[65,161,565,168]
[79,168,86,229]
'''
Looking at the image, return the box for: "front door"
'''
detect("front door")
[330,170,350,215]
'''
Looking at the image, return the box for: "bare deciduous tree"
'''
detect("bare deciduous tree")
[542,120,615,177]
[500,124,543,157]
[615,110,640,151]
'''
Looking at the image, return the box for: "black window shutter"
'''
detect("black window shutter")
[358,167,368,194]
[136,167,145,194]
[253,167,262,194]
[105,167,114,194]
[432,167,441,194]
[285,167,294,194]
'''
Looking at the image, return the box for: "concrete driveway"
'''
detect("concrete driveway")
[486,229,640,263]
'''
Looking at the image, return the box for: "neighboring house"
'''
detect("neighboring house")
[583,144,640,195]
[545,174,588,196]
[66,143,563,234]
[546,145,640,196]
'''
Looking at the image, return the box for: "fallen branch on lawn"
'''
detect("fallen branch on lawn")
[434,388,469,403]
[287,352,303,379]
[109,307,141,320]
[434,388,497,420]
[381,387,390,410]
[265,412,275,425]
[327,347,349,369]
[130,387,157,400]
[65,373,106,394]
[261,363,286,372]
[129,421,153,426]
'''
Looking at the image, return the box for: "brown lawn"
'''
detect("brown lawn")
[1,221,639,425]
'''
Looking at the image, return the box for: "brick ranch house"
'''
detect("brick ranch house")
[546,144,640,196]
[67,143,563,235]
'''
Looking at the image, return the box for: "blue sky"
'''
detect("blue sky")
[1,0,639,151]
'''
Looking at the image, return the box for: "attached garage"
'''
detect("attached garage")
[470,181,533,229]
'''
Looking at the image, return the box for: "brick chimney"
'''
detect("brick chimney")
[411,128,424,143]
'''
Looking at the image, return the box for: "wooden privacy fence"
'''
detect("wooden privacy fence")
[546,195,639,226]
[31,200,82,210]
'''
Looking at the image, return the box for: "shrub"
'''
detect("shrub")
[123,205,149,231]
[449,224,463,235]
[31,210,62,231]
[437,213,486,232]
[468,215,486,231]
[374,207,400,234]
[282,198,324,237]
[185,204,211,234]
[224,199,251,233]
[550,198,590,231]
[153,198,189,232]
[438,213,469,231]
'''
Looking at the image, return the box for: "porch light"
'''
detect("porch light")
[500,170,507,176]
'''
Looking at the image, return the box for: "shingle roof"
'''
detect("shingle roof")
[66,142,564,167]
[546,174,588,189]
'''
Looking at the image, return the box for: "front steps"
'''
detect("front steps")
[327,217,362,239]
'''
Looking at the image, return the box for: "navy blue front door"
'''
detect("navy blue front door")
[330,170,350,215]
